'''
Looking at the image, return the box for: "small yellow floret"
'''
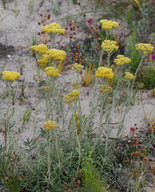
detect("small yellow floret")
[2,71,21,81]
[45,67,59,77]
[135,43,154,55]
[101,40,119,53]
[114,55,131,65]
[96,67,114,79]
[47,49,66,61]
[30,44,48,55]
[124,72,135,80]
[72,63,84,71]
[62,90,81,104]
[99,19,119,30]
[44,120,58,130]
[42,22,65,34]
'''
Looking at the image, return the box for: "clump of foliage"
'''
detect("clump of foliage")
[138,68,155,89]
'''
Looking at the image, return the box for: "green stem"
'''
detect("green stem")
[117,55,145,137]
[4,82,12,158]
[33,68,40,140]
[48,130,52,183]
[107,52,111,67]
[50,78,56,120]
[98,50,104,68]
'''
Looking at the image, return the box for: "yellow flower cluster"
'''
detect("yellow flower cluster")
[45,67,59,77]
[2,71,21,81]
[99,19,119,30]
[43,86,50,92]
[47,49,67,61]
[99,85,112,93]
[30,44,67,65]
[114,55,131,65]
[101,40,119,53]
[30,44,48,55]
[61,90,81,104]
[95,67,114,79]
[72,82,81,89]
[44,120,58,130]
[37,54,50,64]
[42,22,65,34]
[124,72,135,80]
[72,63,84,71]
[135,43,154,55]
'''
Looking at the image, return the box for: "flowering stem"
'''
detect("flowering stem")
[105,30,109,40]
[50,78,56,120]
[33,68,40,140]
[107,52,111,67]
[77,71,79,85]
[48,130,52,184]
[117,55,145,137]
[50,34,55,49]
[4,82,12,158]
[98,50,104,67]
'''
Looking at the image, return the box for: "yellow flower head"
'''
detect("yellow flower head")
[47,49,66,61]
[37,54,50,64]
[72,82,81,89]
[44,120,58,130]
[101,40,119,53]
[45,66,59,77]
[72,63,84,71]
[124,72,135,80]
[135,43,154,55]
[95,67,114,79]
[42,22,65,34]
[99,19,119,30]
[2,71,21,81]
[99,85,112,93]
[43,86,50,92]
[62,90,81,104]
[114,55,131,65]
[30,44,48,55]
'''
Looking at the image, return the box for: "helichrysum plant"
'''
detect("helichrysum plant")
[135,43,154,55]
[30,43,48,54]
[2,71,20,81]
[114,55,131,65]
[99,19,119,30]
[124,72,135,80]
[101,40,119,53]
[61,89,81,104]
[42,22,65,34]
[95,67,114,79]
[2,71,21,157]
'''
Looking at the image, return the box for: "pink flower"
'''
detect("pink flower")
[87,19,92,24]
[151,2,155,5]
[152,54,155,60]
